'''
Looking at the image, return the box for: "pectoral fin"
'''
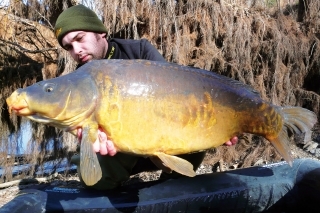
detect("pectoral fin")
[80,126,102,186]
[150,156,173,174]
[154,152,196,177]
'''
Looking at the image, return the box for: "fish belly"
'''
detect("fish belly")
[96,92,240,156]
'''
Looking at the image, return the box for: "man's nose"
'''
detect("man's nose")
[73,43,82,55]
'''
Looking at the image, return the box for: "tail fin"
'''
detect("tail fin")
[281,107,317,142]
[270,106,317,166]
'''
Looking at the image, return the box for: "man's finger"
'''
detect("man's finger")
[77,128,82,143]
[230,136,238,145]
[93,139,100,152]
[99,139,109,155]
[106,139,117,156]
[224,141,233,146]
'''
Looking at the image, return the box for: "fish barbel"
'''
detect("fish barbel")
[6,59,318,186]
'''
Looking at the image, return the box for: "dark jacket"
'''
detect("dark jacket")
[106,38,166,62]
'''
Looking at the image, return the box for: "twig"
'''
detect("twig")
[0,39,57,54]
[35,10,54,30]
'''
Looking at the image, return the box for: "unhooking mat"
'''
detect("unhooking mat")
[1,158,320,213]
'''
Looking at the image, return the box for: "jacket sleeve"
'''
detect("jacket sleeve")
[140,39,166,62]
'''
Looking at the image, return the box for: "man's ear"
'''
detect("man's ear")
[101,33,107,38]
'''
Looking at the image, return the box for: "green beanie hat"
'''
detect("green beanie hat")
[54,4,108,47]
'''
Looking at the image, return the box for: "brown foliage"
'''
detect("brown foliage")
[1,0,320,181]
[0,7,73,182]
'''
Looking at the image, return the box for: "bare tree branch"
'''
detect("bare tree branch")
[1,39,57,54]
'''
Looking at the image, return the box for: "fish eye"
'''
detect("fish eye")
[43,83,55,93]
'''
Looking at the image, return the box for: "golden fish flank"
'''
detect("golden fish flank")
[6,59,318,186]
[96,74,122,134]
[153,92,217,129]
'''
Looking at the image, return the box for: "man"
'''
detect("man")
[54,4,238,190]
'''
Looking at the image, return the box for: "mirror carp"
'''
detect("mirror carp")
[6,59,318,186]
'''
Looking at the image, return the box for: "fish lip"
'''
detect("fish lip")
[7,95,32,116]
[10,103,32,116]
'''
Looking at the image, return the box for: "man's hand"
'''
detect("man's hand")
[224,136,238,146]
[77,128,117,156]
[95,128,117,156]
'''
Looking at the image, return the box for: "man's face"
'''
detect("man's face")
[62,31,108,64]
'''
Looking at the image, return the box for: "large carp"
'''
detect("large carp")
[6,59,317,186]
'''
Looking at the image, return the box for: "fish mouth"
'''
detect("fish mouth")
[6,91,32,116]
[7,98,32,116]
